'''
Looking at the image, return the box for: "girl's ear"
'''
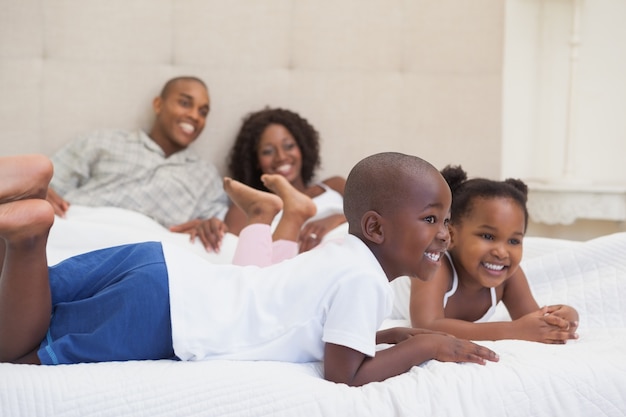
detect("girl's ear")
[361,210,384,244]
[447,224,457,249]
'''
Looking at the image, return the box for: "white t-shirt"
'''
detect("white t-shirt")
[163,234,393,363]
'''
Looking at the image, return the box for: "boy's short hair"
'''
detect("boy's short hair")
[343,152,437,230]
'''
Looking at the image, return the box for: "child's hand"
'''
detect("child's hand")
[514,307,578,344]
[376,327,449,344]
[544,304,579,339]
[413,333,499,365]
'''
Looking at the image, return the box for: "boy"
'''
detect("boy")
[0,152,498,386]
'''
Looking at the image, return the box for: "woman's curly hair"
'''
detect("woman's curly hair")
[440,164,529,231]
[227,107,321,191]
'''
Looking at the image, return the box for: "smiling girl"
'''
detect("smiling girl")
[409,165,579,344]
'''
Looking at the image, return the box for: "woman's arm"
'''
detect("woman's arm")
[322,176,346,195]
[298,176,347,252]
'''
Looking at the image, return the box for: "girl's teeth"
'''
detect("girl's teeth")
[483,262,504,271]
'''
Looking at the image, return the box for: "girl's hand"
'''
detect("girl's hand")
[544,304,579,339]
[513,307,578,344]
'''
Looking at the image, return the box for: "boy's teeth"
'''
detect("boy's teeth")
[180,122,194,134]
[425,252,441,261]
[483,262,504,271]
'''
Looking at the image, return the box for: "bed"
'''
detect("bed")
[1,206,625,417]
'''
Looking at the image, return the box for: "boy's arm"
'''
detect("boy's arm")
[376,326,447,344]
[323,335,498,387]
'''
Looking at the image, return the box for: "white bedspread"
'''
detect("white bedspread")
[1,207,625,417]
[44,205,239,265]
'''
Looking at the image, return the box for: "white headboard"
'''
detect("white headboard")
[0,0,504,182]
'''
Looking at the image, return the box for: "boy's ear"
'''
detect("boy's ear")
[361,210,385,244]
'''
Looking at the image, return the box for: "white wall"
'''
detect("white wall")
[502,0,626,239]
[503,0,626,183]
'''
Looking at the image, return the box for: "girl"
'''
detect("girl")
[409,165,579,344]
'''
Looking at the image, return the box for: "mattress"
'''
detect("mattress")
[1,206,625,417]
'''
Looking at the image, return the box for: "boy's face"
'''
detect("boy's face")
[449,197,525,288]
[378,172,451,280]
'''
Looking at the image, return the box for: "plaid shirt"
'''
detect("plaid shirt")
[50,129,228,227]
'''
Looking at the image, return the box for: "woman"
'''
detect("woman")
[225,107,346,254]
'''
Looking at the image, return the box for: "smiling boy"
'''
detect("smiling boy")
[0,152,498,386]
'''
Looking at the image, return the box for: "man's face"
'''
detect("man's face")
[152,80,210,155]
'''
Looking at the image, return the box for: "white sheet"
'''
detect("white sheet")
[1,207,625,417]
[45,205,239,265]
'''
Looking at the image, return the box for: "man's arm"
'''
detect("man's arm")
[46,187,70,217]
[46,134,99,217]
[48,135,95,197]
[169,217,227,252]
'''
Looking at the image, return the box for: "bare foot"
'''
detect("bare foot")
[223,177,283,225]
[261,174,317,223]
[0,155,53,203]
[0,199,55,245]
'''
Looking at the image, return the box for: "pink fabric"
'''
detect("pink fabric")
[232,223,298,267]
[271,239,298,264]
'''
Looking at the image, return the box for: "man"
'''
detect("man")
[46,76,228,251]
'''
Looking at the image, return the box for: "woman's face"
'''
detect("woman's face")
[256,123,303,184]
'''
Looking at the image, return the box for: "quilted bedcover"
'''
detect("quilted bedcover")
[0,206,625,417]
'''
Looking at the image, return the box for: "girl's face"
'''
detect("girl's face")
[449,197,525,289]
[256,124,303,185]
